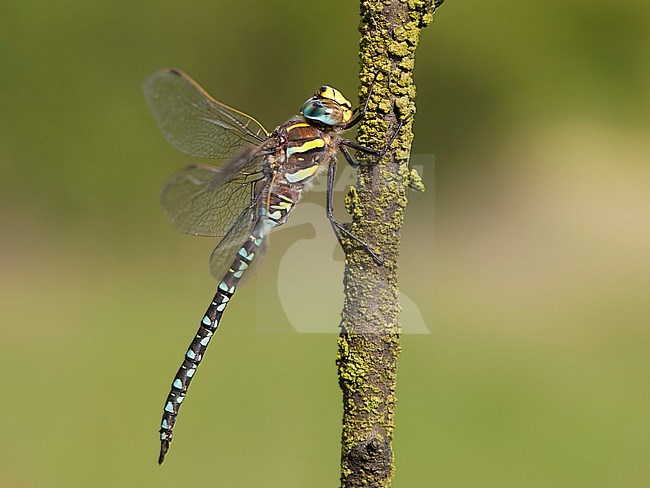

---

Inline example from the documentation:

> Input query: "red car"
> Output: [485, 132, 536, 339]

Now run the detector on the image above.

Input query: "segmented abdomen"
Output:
[158, 219, 266, 464]
[157, 120, 331, 463]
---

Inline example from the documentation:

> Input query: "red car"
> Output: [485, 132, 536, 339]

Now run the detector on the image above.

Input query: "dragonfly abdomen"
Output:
[158, 218, 267, 464]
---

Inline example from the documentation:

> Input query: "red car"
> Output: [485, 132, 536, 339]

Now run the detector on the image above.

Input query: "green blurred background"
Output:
[2, 0, 649, 486]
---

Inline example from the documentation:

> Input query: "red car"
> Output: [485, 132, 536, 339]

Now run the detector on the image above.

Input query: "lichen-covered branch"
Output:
[337, 1, 442, 486]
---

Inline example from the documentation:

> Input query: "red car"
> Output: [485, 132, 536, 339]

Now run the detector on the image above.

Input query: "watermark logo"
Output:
[255, 154, 434, 334]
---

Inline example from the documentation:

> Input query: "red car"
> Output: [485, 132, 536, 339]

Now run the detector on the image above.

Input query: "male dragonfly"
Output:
[144, 68, 404, 463]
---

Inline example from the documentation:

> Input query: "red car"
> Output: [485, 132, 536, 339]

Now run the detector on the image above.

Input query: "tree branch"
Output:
[337, 1, 442, 486]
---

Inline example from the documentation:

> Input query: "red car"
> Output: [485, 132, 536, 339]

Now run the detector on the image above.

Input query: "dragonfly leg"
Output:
[326, 159, 384, 265]
[343, 72, 380, 130]
[340, 145, 359, 169]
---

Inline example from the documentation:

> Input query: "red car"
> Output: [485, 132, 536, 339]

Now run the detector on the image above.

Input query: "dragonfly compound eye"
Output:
[301, 98, 342, 126]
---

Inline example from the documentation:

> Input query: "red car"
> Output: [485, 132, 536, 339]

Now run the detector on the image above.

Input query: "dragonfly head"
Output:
[301, 86, 353, 128]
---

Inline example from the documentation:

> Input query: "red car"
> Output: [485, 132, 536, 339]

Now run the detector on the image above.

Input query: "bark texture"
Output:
[337, 1, 442, 486]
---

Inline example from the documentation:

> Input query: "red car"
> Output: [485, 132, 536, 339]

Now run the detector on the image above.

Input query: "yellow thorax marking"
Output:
[286, 164, 319, 183]
[270, 200, 292, 210]
[286, 138, 325, 157]
[285, 122, 310, 132]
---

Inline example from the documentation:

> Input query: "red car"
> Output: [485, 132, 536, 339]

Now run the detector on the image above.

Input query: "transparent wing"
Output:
[144, 67, 270, 159]
[221, 233, 269, 283]
[208, 206, 261, 280]
[161, 148, 267, 237]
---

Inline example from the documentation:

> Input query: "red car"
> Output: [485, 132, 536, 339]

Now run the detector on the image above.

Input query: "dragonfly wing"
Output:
[161, 149, 267, 237]
[144, 68, 270, 159]
[209, 206, 262, 281]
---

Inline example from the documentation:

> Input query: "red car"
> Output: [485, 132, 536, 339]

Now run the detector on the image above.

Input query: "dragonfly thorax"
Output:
[300, 85, 353, 128]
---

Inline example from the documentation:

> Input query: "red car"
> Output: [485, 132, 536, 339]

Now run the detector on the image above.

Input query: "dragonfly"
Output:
[144, 67, 405, 464]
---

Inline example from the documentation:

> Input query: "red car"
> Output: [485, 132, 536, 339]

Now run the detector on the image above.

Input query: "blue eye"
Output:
[302, 101, 326, 119]
[301, 100, 338, 126]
